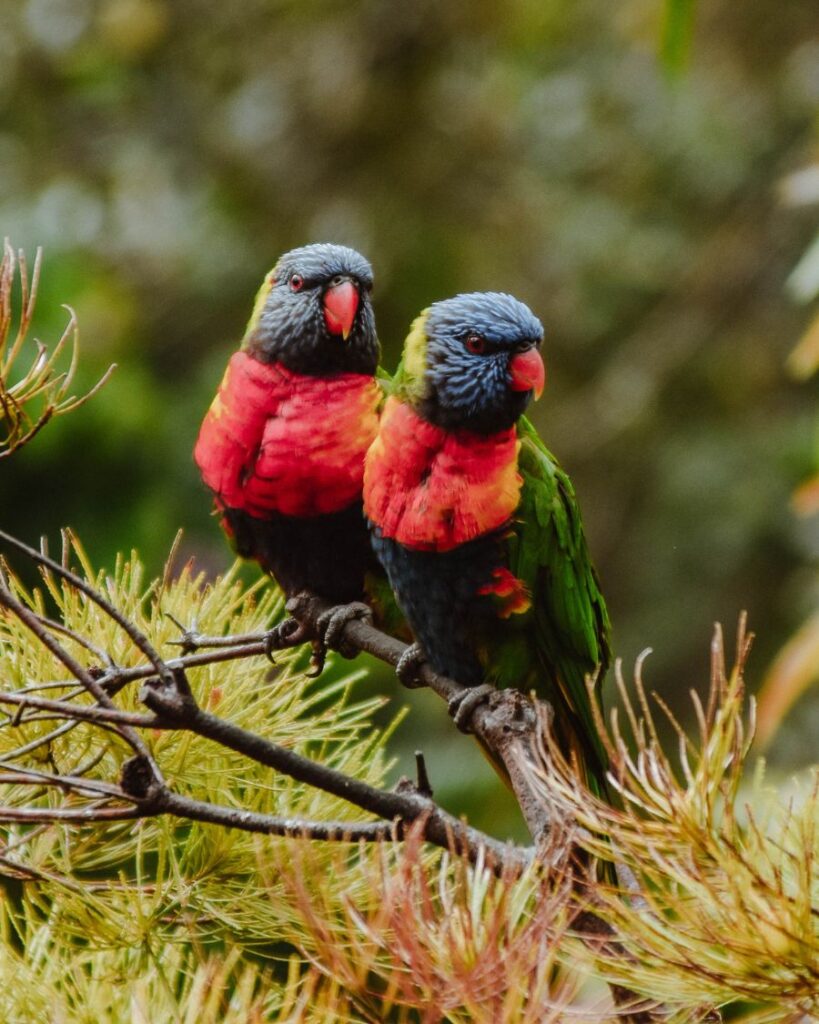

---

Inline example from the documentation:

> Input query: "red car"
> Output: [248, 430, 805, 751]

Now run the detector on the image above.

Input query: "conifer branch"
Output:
[0, 573, 162, 781]
[0, 528, 175, 687]
[0, 533, 529, 873]
[136, 673, 529, 870]
[0, 531, 659, 1019]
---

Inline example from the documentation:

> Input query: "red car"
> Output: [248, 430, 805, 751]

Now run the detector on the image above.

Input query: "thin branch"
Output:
[0, 579, 102, 695]
[138, 679, 529, 872]
[0, 690, 157, 728]
[30, 607, 113, 663]
[96, 639, 282, 689]
[0, 580, 160, 777]
[0, 769, 125, 799]
[0, 720, 78, 765]
[153, 788, 416, 844]
[0, 803, 142, 824]
[0, 528, 174, 688]
[164, 623, 271, 652]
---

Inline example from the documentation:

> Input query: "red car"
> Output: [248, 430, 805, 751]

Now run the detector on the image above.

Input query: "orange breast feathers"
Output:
[363, 396, 522, 552]
[194, 351, 381, 518]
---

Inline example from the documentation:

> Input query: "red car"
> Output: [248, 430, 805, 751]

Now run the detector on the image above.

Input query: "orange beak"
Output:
[322, 280, 359, 340]
[508, 348, 545, 399]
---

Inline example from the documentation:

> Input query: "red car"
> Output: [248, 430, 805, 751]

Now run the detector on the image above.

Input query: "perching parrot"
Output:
[194, 244, 386, 646]
[363, 292, 611, 795]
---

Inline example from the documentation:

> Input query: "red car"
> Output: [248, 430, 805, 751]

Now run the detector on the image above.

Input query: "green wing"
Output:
[375, 362, 394, 393]
[509, 416, 611, 792]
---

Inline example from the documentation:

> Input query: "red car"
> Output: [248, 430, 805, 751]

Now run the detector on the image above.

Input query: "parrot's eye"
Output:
[289, 274, 304, 292]
[465, 332, 486, 355]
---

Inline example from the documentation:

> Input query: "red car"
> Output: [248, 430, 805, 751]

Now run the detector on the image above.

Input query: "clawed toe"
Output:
[309, 601, 373, 676]
[395, 643, 427, 689]
[448, 683, 496, 733]
[262, 617, 305, 662]
[317, 602, 372, 655]
[306, 639, 327, 677]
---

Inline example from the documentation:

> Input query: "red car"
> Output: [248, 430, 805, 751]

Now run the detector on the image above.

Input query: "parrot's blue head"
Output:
[244, 243, 379, 376]
[407, 292, 545, 434]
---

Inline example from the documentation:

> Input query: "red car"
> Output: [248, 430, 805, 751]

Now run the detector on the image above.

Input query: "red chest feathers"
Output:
[195, 350, 381, 518]
[363, 397, 522, 552]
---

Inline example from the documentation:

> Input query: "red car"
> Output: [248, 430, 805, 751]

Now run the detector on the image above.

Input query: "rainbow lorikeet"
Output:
[363, 292, 611, 793]
[194, 244, 383, 633]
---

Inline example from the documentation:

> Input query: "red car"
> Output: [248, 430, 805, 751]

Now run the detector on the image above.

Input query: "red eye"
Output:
[465, 333, 486, 354]
[290, 274, 304, 292]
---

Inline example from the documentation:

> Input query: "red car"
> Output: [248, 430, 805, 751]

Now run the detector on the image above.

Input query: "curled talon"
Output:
[316, 601, 373, 660]
[395, 643, 427, 689]
[448, 683, 496, 733]
[308, 602, 373, 677]
[263, 617, 307, 661]
[306, 639, 327, 678]
[267, 615, 324, 676]
[262, 633, 278, 663]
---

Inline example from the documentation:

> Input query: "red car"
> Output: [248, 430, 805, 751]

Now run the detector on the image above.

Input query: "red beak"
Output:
[508, 348, 545, 399]
[322, 280, 359, 340]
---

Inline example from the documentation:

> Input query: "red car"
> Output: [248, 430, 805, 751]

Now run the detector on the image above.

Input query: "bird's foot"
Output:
[261, 617, 309, 662]
[308, 601, 373, 676]
[318, 602, 373, 655]
[395, 643, 427, 689]
[448, 683, 496, 733]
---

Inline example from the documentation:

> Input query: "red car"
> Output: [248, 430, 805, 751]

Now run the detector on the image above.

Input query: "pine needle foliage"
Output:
[270, 828, 587, 1023]
[4, 540, 816, 1022]
[529, 619, 819, 1020]
[0, 536, 405, 1020]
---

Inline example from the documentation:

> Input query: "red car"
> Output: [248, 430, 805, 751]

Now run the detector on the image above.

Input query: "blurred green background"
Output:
[1, 0, 817, 835]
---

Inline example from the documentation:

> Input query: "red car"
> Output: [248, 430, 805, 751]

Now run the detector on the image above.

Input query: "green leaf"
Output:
[661, 0, 696, 74]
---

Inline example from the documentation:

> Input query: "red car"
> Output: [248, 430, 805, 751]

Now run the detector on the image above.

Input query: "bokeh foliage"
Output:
[0, 0, 817, 814]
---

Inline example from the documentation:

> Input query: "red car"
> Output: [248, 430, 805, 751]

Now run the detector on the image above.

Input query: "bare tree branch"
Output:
[137, 674, 529, 870]
[0, 689, 157, 727]
[150, 601, 558, 841]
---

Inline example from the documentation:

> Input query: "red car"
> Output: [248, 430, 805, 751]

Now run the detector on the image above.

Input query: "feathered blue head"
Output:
[403, 292, 545, 433]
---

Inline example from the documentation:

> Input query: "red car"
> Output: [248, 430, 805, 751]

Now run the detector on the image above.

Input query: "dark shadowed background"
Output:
[1, 0, 817, 835]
